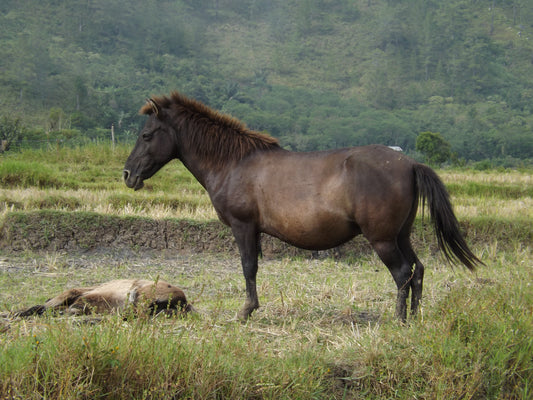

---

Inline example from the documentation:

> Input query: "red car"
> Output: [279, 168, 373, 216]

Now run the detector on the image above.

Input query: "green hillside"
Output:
[1, 0, 532, 163]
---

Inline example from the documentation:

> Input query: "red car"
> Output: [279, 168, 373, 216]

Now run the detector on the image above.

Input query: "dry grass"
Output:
[1, 242, 531, 399]
[0, 187, 218, 221]
[452, 196, 533, 219]
[0, 249, 481, 345]
[440, 170, 532, 185]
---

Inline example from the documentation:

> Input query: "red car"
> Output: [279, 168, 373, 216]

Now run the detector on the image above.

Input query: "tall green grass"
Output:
[0, 145, 202, 192]
[0, 146, 126, 190]
[1, 316, 329, 399]
[446, 181, 533, 199]
[335, 277, 532, 398]
[1, 247, 531, 399]
[0, 160, 64, 188]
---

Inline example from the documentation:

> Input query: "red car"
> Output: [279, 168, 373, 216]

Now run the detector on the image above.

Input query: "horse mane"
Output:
[140, 91, 281, 169]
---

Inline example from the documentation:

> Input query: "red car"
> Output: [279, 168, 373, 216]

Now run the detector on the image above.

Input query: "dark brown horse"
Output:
[123, 91, 483, 321]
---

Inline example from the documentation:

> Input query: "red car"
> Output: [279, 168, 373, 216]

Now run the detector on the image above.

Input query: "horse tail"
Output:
[413, 163, 483, 270]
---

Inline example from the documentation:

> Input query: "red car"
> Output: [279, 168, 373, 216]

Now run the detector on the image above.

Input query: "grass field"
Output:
[0, 146, 532, 399]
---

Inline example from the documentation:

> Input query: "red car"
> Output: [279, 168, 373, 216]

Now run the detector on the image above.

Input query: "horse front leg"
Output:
[231, 222, 261, 321]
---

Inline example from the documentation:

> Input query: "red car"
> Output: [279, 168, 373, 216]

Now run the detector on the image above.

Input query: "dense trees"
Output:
[0, 116, 25, 152]
[416, 131, 452, 165]
[0, 0, 531, 163]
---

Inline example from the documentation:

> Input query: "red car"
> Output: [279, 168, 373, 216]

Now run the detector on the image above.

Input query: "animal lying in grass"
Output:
[15, 279, 192, 317]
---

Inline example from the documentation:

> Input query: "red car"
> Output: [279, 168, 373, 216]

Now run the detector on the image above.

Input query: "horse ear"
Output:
[146, 98, 162, 117]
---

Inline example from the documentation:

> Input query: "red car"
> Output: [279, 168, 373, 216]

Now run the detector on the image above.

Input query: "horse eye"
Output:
[142, 131, 154, 141]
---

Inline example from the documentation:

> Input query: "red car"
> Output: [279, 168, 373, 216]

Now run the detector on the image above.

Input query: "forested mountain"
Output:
[1, 0, 532, 163]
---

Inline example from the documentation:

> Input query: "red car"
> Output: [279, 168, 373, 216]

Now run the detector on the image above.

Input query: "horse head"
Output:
[123, 98, 178, 191]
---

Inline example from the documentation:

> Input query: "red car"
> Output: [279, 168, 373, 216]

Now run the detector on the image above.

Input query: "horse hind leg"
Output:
[371, 240, 414, 322]
[398, 237, 425, 316]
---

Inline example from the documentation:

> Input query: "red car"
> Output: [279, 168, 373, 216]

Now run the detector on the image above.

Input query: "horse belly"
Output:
[246, 161, 358, 250]
[261, 206, 359, 250]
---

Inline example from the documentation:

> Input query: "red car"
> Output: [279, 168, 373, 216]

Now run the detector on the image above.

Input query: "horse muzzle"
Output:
[123, 170, 144, 191]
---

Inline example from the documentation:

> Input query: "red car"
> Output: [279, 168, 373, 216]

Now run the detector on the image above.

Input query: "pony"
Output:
[123, 91, 483, 321]
[16, 279, 191, 317]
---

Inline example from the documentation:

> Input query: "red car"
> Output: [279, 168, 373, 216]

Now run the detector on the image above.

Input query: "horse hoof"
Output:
[237, 307, 256, 322]
[237, 312, 250, 322]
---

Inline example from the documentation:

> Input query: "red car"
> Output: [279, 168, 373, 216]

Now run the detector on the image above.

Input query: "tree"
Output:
[0, 116, 25, 152]
[415, 131, 451, 165]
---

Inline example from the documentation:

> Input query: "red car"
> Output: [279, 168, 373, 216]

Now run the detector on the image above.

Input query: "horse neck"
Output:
[174, 126, 233, 192]
[179, 151, 228, 192]
[170, 110, 280, 191]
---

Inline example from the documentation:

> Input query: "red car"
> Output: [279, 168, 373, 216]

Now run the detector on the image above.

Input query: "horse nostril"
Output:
[123, 170, 130, 181]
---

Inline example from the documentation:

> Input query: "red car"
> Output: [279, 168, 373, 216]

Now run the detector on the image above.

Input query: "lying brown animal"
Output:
[16, 279, 191, 317]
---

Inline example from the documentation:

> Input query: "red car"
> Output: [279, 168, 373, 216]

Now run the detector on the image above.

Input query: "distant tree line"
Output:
[0, 0, 531, 165]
